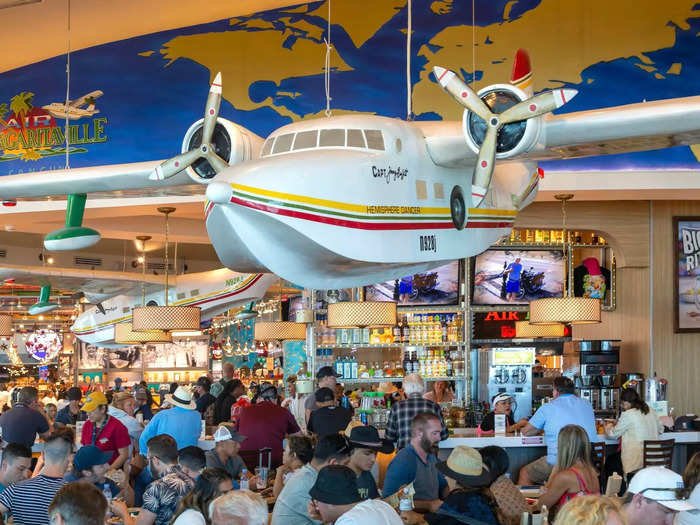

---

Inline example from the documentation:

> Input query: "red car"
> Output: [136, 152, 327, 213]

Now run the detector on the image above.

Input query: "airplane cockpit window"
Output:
[261, 137, 274, 157]
[364, 130, 385, 150]
[346, 129, 366, 148]
[272, 133, 295, 154]
[319, 129, 346, 147]
[293, 130, 318, 150]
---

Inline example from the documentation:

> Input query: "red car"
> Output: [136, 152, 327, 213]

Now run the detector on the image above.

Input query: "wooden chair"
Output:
[643, 439, 675, 469]
[591, 441, 606, 489]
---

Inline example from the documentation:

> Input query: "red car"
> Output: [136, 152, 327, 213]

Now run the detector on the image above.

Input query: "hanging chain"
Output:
[164, 214, 170, 306]
[323, 0, 332, 117]
[64, 0, 71, 170]
[406, 0, 413, 120]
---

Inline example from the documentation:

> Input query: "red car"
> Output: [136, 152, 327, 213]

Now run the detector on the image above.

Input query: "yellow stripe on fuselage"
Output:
[230, 183, 516, 218]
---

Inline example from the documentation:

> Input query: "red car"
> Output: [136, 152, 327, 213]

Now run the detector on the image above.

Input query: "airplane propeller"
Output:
[433, 66, 577, 208]
[149, 72, 229, 181]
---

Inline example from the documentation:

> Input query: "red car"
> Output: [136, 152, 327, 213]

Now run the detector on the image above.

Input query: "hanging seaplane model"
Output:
[0, 264, 275, 346]
[2, 50, 700, 288]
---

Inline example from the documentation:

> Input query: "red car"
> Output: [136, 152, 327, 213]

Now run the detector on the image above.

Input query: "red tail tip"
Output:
[511, 48, 532, 83]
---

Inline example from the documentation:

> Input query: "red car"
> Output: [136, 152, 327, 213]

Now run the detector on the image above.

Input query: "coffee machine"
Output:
[481, 347, 535, 422]
[576, 340, 621, 417]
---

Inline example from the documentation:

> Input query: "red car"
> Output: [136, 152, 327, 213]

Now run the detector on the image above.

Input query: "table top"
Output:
[439, 431, 700, 449]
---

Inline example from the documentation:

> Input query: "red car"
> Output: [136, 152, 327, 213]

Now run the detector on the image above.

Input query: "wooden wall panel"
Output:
[652, 202, 700, 416]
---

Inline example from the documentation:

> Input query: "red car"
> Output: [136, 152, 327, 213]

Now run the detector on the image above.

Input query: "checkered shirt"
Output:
[385, 393, 449, 449]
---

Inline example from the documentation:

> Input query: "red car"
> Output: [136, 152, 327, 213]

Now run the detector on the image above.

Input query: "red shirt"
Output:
[81, 415, 130, 464]
[235, 401, 301, 468]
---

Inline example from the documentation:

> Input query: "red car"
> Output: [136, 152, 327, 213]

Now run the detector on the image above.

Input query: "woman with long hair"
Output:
[171, 468, 233, 525]
[605, 388, 662, 477]
[423, 381, 455, 404]
[677, 451, 700, 525]
[535, 424, 600, 518]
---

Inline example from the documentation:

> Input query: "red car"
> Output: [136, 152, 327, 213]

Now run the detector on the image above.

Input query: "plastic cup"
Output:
[255, 467, 268, 490]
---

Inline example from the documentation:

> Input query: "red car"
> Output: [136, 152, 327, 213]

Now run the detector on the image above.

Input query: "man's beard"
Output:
[420, 436, 439, 455]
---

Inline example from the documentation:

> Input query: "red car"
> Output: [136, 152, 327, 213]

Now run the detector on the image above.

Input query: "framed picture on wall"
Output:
[674, 217, 700, 332]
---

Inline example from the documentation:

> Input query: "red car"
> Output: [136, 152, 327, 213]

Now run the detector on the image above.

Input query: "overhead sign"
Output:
[472, 311, 525, 339]
[492, 348, 536, 365]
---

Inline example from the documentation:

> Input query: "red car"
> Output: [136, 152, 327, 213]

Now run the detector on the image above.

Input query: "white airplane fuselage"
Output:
[205, 115, 535, 289]
[71, 269, 275, 347]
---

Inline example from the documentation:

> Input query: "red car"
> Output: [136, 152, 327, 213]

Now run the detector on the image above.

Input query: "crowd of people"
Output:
[0, 368, 694, 525]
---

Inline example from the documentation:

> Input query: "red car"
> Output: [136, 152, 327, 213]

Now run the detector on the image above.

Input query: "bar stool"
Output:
[643, 439, 675, 469]
[590, 441, 606, 489]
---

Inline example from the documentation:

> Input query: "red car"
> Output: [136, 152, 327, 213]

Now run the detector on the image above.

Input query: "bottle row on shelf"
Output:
[316, 312, 463, 346]
[503, 228, 607, 245]
[316, 347, 466, 380]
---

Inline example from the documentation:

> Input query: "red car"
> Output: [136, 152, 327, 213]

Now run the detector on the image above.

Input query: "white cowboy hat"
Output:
[164, 386, 196, 410]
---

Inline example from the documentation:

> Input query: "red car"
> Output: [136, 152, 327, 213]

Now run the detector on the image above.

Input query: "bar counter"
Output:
[437, 431, 700, 476]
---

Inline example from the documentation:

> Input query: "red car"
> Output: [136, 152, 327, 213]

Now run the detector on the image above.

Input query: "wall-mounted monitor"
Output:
[364, 261, 460, 306]
[472, 249, 565, 306]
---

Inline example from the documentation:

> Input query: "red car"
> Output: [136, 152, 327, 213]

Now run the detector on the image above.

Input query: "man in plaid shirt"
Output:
[386, 374, 449, 449]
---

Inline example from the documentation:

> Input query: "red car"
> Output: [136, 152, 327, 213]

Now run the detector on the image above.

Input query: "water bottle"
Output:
[103, 482, 113, 517]
[240, 468, 249, 490]
[399, 487, 412, 511]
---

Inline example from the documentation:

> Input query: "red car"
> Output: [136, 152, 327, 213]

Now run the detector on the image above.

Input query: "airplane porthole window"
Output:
[395, 138, 402, 153]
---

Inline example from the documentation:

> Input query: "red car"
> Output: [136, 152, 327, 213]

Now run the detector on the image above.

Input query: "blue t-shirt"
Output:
[139, 406, 201, 453]
[528, 393, 598, 465]
[0, 404, 49, 448]
[506, 263, 523, 282]
[383, 445, 447, 500]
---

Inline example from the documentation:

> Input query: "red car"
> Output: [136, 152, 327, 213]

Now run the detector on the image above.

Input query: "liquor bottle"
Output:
[362, 327, 370, 344]
[343, 357, 352, 380]
[358, 361, 369, 378]
[445, 350, 453, 377]
[392, 322, 401, 344]
[383, 361, 392, 377]
[350, 356, 358, 379]
[352, 328, 361, 344]
[401, 316, 409, 343]
[441, 315, 448, 343]
[408, 314, 416, 344]
[403, 350, 411, 377]
[373, 362, 383, 378]
[341, 328, 349, 344]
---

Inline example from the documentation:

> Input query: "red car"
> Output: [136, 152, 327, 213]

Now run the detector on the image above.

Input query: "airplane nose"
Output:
[206, 182, 232, 204]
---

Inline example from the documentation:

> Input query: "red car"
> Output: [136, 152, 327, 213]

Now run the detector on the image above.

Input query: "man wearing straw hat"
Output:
[139, 386, 201, 453]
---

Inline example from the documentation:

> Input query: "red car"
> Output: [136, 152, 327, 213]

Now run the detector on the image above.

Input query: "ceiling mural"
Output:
[0, 0, 698, 175]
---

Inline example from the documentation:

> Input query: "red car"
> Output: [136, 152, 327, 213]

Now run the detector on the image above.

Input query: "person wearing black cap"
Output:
[194, 376, 216, 418]
[271, 434, 351, 525]
[308, 465, 402, 525]
[54, 386, 87, 428]
[307, 387, 354, 437]
[235, 383, 301, 469]
[347, 425, 394, 500]
[400, 446, 501, 525]
[304, 366, 339, 424]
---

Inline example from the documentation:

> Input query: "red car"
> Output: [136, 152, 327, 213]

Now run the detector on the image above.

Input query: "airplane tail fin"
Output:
[510, 48, 533, 96]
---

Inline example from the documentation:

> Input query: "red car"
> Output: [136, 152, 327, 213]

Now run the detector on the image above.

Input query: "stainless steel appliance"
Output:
[577, 342, 621, 416]
[479, 347, 535, 422]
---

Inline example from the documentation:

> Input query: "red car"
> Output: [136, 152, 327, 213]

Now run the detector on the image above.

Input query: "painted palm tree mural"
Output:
[8, 92, 42, 160]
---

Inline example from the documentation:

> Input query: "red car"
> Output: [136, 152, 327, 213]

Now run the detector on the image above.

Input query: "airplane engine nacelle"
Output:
[181, 118, 264, 184]
[461, 83, 542, 160]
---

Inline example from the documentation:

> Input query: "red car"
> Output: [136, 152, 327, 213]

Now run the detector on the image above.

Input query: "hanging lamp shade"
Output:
[529, 297, 601, 325]
[0, 315, 12, 337]
[131, 306, 201, 332]
[254, 321, 306, 341]
[327, 301, 397, 328]
[514, 320, 566, 338]
[114, 322, 171, 344]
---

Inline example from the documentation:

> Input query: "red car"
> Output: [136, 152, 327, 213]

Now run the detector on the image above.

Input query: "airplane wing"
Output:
[0, 263, 165, 303]
[418, 96, 700, 168]
[0, 161, 204, 200]
[69, 90, 103, 108]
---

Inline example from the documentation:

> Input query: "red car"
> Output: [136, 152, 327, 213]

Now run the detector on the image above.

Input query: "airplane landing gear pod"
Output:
[44, 193, 101, 251]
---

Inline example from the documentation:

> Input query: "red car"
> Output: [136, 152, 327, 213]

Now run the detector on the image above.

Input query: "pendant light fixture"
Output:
[0, 315, 12, 337]
[529, 195, 601, 325]
[514, 320, 566, 338]
[253, 279, 306, 342]
[115, 235, 172, 344]
[132, 209, 201, 332]
[327, 300, 397, 329]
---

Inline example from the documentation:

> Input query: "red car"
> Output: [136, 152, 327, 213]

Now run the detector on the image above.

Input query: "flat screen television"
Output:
[472, 249, 565, 306]
[364, 261, 460, 306]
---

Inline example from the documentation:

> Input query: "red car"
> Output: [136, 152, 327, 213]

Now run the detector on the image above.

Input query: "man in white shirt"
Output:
[308, 465, 402, 525]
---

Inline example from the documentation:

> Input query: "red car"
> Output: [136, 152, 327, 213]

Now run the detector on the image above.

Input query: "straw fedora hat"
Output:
[436, 445, 491, 487]
[164, 386, 196, 410]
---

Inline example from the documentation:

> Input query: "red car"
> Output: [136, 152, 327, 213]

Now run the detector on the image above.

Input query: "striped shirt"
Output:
[0, 475, 68, 525]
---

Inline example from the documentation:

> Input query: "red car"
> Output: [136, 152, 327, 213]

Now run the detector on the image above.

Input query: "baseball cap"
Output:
[317, 366, 340, 380]
[73, 445, 112, 472]
[628, 466, 697, 512]
[82, 391, 108, 412]
[213, 425, 247, 443]
[315, 387, 335, 403]
[66, 387, 82, 401]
